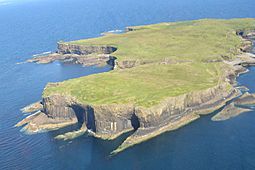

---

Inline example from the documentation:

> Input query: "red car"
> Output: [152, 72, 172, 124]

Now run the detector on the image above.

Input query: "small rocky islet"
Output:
[16, 18, 255, 154]
[211, 103, 252, 121]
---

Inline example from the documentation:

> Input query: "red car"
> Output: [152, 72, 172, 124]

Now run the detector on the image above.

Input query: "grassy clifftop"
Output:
[43, 18, 255, 107]
[69, 18, 254, 62]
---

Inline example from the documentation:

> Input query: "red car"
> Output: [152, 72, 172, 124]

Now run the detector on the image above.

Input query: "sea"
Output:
[0, 0, 255, 169]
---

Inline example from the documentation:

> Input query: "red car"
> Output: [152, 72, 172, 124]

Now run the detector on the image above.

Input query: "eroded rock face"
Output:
[21, 101, 43, 113]
[15, 111, 78, 134]
[27, 43, 118, 67]
[135, 84, 236, 128]
[211, 103, 252, 121]
[92, 105, 135, 139]
[15, 95, 79, 134]
[43, 95, 77, 119]
[35, 82, 239, 153]
[111, 84, 240, 154]
[57, 43, 117, 55]
[240, 40, 253, 52]
[234, 92, 255, 106]
[40, 96, 136, 139]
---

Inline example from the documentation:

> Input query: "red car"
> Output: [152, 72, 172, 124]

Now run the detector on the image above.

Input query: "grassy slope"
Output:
[43, 19, 255, 107]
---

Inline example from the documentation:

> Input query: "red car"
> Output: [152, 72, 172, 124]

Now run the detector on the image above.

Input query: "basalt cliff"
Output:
[17, 19, 255, 154]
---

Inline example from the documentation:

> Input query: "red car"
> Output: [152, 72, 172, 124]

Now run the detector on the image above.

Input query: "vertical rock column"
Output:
[92, 104, 136, 139]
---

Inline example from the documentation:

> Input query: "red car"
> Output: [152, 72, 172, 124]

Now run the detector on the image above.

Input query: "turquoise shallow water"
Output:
[0, 0, 255, 169]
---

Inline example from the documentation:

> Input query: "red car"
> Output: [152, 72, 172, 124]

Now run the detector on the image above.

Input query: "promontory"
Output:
[17, 18, 255, 154]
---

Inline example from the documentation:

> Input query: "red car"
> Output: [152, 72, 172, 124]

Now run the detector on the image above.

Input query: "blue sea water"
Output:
[0, 0, 255, 169]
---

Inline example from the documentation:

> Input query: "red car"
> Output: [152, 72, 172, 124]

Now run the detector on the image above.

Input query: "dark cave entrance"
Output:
[71, 105, 96, 132]
[131, 113, 140, 130]
[71, 105, 86, 124]
[86, 106, 96, 132]
[107, 56, 117, 68]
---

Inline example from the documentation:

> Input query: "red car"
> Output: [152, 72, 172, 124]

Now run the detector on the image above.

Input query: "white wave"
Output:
[16, 61, 27, 65]
[32, 51, 52, 57]
[101, 29, 124, 36]
[108, 29, 123, 33]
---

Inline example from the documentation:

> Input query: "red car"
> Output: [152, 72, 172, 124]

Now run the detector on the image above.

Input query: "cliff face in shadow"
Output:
[35, 82, 239, 153]
[42, 95, 137, 140]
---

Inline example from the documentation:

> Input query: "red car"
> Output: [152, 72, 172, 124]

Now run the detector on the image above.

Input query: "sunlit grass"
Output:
[44, 18, 255, 107]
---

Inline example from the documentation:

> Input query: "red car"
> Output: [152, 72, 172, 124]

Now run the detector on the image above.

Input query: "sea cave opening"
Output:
[71, 105, 96, 132]
[131, 113, 140, 131]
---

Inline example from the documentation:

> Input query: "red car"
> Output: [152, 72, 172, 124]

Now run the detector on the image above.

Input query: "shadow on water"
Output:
[48, 123, 80, 138]
[91, 130, 135, 157]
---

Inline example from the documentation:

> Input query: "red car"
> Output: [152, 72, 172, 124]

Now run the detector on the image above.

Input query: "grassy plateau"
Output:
[43, 18, 255, 108]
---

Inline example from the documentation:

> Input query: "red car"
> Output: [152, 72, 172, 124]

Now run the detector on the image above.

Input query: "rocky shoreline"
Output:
[16, 25, 255, 154]
[211, 103, 252, 121]
[235, 92, 255, 106]
[27, 42, 117, 67]
[211, 92, 255, 122]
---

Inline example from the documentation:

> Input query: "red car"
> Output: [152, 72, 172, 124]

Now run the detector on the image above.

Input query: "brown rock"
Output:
[212, 103, 252, 121]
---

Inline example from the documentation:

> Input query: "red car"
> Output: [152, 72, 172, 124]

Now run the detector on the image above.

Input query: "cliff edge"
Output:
[17, 18, 255, 154]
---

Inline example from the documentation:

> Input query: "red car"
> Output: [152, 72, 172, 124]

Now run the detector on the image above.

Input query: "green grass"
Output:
[69, 18, 255, 62]
[43, 18, 255, 107]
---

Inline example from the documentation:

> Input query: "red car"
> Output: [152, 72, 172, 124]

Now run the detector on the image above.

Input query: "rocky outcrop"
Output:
[240, 40, 253, 52]
[91, 104, 137, 139]
[111, 84, 240, 154]
[55, 123, 87, 140]
[112, 113, 200, 154]
[238, 30, 255, 40]
[41, 95, 137, 140]
[27, 43, 118, 67]
[27, 53, 116, 67]
[15, 95, 79, 134]
[211, 103, 252, 121]
[17, 79, 239, 141]
[234, 92, 255, 106]
[17, 94, 136, 139]
[26, 82, 239, 153]
[21, 101, 43, 113]
[42, 95, 77, 119]
[125, 27, 137, 32]
[15, 111, 78, 134]
[57, 43, 117, 55]
[224, 52, 255, 85]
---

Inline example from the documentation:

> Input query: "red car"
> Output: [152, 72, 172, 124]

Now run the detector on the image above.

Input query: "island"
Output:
[16, 18, 255, 154]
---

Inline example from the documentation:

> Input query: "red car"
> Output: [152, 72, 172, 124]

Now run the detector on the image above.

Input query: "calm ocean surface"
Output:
[0, 0, 255, 169]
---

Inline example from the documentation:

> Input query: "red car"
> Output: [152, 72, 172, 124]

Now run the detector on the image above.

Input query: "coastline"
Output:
[16, 19, 255, 154]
